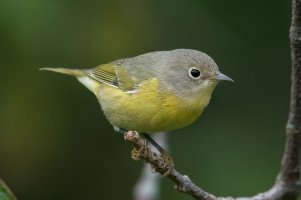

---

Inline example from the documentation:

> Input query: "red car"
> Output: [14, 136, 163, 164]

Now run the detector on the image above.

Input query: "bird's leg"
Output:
[141, 133, 165, 154]
[142, 133, 174, 176]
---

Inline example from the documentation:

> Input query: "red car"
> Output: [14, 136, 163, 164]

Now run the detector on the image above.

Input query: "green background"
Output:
[0, 0, 291, 199]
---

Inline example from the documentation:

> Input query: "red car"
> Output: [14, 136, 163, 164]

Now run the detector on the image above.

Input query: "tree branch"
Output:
[124, 131, 215, 200]
[280, 0, 301, 186]
[125, 0, 301, 199]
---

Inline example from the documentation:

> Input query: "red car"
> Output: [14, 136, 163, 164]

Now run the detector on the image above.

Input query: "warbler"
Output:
[41, 49, 232, 133]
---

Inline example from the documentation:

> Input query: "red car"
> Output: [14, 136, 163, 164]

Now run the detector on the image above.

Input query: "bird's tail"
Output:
[40, 67, 85, 77]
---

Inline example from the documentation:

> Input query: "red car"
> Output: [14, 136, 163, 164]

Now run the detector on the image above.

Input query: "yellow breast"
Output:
[95, 78, 212, 133]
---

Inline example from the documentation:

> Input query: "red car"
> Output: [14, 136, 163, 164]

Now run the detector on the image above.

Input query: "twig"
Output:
[270, 0, 301, 198]
[124, 131, 216, 200]
[125, 0, 301, 199]
[281, 0, 301, 186]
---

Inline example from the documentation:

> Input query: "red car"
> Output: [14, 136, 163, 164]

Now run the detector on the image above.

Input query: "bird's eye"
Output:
[189, 68, 201, 79]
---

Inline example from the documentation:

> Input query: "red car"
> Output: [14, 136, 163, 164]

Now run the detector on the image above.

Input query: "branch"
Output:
[269, 0, 301, 198]
[124, 131, 215, 200]
[280, 0, 301, 186]
[125, 0, 301, 199]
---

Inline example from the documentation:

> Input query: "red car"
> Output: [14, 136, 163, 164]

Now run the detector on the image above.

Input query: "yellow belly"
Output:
[96, 78, 211, 133]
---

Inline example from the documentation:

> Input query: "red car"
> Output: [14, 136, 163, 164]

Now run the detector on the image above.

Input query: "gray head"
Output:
[155, 49, 232, 98]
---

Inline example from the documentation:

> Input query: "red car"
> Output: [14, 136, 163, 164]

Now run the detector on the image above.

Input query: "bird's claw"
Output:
[151, 152, 174, 176]
[131, 141, 148, 160]
[124, 130, 173, 175]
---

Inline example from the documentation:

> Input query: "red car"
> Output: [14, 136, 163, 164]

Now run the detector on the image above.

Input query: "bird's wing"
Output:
[83, 63, 155, 91]
[83, 64, 120, 88]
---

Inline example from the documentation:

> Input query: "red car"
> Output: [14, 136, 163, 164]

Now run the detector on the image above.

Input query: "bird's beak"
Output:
[210, 72, 234, 82]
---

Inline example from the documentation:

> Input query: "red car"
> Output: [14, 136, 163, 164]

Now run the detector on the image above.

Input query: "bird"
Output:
[41, 49, 233, 174]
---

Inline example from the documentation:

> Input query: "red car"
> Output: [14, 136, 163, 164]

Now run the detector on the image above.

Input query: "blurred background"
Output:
[0, 0, 291, 199]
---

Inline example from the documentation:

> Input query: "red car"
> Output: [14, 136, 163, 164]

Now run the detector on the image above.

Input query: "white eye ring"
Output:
[188, 67, 201, 79]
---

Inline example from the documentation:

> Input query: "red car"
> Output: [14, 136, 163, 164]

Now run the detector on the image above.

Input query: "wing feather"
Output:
[84, 64, 119, 88]
[84, 64, 136, 90]
[84, 59, 156, 91]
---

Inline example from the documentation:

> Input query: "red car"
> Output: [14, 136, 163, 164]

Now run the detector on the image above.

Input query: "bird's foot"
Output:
[152, 151, 174, 176]
[124, 130, 173, 175]
[131, 143, 148, 161]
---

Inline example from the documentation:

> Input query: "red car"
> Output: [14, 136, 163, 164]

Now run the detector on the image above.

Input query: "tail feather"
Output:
[40, 67, 85, 77]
